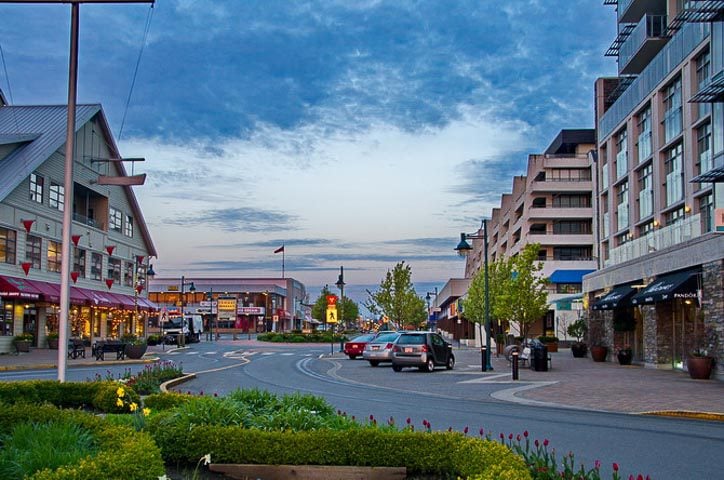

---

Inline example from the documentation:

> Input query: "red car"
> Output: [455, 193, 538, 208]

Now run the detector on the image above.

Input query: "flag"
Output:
[274, 245, 284, 254]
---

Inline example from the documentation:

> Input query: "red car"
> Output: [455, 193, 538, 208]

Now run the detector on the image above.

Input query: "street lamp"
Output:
[179, 276, 196, 347]
[335, 266, 345, 330]
[454, 219, 493, 371]
[425, 287, 438, 331]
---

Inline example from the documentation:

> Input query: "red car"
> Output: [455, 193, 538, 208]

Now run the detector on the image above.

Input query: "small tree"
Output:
[365, 261, 427, 329]
[461, 255, 514, 343]
[507, 243, 549, 339]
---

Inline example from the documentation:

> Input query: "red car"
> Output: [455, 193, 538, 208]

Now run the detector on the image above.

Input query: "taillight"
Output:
[421, 345, 429, 352]
[385, 343, 394, 349]
[393, 345, 401, 352]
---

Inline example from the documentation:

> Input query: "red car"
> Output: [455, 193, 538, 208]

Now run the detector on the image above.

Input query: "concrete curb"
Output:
[639, 411, 724, 422]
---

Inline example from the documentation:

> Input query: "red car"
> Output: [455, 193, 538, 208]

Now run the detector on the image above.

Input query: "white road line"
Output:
[261, 352, 275, 356]
[280, 353, 294, 356]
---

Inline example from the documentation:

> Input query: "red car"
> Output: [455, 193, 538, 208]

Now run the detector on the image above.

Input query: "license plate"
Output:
[404, 347, 413, 353]
[372, 346, 379, 350]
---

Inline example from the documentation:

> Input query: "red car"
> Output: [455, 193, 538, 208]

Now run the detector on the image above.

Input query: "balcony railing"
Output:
[605, 214, 702, 266]
[619, 14, 668, 75]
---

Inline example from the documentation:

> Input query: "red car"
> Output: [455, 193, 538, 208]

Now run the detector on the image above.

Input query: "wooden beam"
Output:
[96, 174, 146, 186]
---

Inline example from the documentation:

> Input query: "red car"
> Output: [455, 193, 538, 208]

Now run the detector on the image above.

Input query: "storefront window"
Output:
[1, 303, 13, 336]
[0, 228, 16, 264]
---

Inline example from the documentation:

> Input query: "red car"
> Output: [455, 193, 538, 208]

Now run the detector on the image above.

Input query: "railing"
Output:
[619, 14, 668, 71]
[605, 214, 702, 266]
[73, 212, 96, 228]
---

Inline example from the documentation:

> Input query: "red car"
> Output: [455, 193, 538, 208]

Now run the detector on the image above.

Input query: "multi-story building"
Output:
[585, 0, 723, 375]
[0, 95, 157, 353]
[462, 130, 597, 340]
[148, 277, 309, 333]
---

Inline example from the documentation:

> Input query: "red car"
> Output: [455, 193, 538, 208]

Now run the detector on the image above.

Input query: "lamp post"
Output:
[206, 287, 214, 342]
[425, 287, 438, 331]
[335, 266, 345, 330]
[454, 219, 493, 371]
[179, 276, 195, 347]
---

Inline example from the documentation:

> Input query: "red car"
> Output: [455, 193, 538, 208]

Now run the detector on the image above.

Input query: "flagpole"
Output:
[282, 248, 285, 278]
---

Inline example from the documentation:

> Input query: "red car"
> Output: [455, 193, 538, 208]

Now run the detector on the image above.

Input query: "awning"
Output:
[28, 280, 60, 303]
[548, 269, 595, 284]
[591, 285, 636, 310]
[553, 294, 583, 309]
[83, 289, 120, 308]
[631, 270, 700, 305]
[0, 275, 41, 300]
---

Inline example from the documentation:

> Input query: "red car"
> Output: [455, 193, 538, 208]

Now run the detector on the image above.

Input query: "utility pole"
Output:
[0, 0, 155, 382]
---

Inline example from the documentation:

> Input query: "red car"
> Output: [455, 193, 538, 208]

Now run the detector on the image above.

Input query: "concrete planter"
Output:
[124, 343, 148, 359]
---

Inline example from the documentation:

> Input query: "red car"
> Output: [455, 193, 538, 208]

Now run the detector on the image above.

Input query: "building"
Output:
[431, 278, 473, 345]
[148, 277, 309, 334]
[462, 130, 597, 340]
[0, 96, 157, 353]
[585, 0, 723, 375]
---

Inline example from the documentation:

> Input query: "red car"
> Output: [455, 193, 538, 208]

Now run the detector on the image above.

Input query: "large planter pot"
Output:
[571, 342, 588, 358]
[590, 345, 608, 362]
[124, 343, 148, 359]
[687, 356, 714, 380]
[617, 349, 633, 365]
[47, 338, 59, 350]
[14, 341, 31, 353]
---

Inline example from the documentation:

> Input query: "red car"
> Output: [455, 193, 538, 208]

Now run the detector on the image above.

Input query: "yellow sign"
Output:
[217, 299, 236, 311]
[326, 307, 338, 323]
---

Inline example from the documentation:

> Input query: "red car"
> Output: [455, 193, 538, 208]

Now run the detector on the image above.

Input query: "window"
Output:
[552, 194, 591, 208]
[601, 155, 609, 190]
[124, 214, 133, 237]
[616, 180, 629, 231]
[637, 105, 652, 161]
[548, 168, 591, 181]
[553, 220, 592, 235]
[665, 206, 686, 226]
[553, 246, 592, 261]
[697, 123, 712, 176]
[25, 235, 42, 269]
[124, 262, 134, 287]
[91, 253, 103, 280]
[696, 50, 711, 119]
[663, 78, 682, 143]
[107, 258, 121, 283]
[616, 231, 633, 246]
[556, 283, 582, 294]
[532, 197, 546, 208]
[700, 194, 713, 233]
[529, 223, 547, 234]
[664, 143, 683, 206]
[615, 129, 628, 179]
[638, 220, 656, 237]
[109, 207, 122, 233]
[0, 228, 17, 264]
[73, 248, 86, 279]
[29, 173, 43, 204]
[638, 164, 653, 219]
[47, 241, 61, 273]
[49, 183, 64, 211]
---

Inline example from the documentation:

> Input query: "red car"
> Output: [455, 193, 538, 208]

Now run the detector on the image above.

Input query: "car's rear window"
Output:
[397, 334, 426, 345]
[372, 333, 399, 343]
[350, 334, 375, 342]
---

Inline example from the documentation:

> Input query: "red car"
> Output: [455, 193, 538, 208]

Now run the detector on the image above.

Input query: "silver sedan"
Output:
[362, 332, 401, 366]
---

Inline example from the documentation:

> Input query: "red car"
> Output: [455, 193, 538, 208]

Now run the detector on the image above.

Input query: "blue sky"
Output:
[0, 0, 616, 308]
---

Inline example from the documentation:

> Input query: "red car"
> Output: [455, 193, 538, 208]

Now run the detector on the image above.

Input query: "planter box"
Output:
[14, 341, 31, 353]
[210, 464, 406, 480]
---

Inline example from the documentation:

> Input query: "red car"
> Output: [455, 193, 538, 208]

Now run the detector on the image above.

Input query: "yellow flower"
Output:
[116, 398, 124, 407]
[143, 408, 151, 417]
[203, 454, 211, 465]
[129, 402, 138, 412]
[116, 387, 125, 398]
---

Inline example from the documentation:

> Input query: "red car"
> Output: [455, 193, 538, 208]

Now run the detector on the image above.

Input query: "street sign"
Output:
[326, 307, 337, 323]
[326, 295, 338, 307]
[199, 301, 218, 307]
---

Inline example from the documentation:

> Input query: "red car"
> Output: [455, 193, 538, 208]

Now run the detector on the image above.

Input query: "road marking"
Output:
[458, 373, 512, 383]
[280, 353, 294, 356]
[261, 352, 275, 356]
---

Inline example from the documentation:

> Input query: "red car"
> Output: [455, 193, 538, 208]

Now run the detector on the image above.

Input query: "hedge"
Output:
[0, 403, 164, 480]
[146, 422, 530, 479]
[0, 380, 140, 413]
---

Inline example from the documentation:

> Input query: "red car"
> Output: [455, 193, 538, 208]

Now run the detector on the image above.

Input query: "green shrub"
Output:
[125, 360, 184, 395]
[0, 381, 126, 412]
[537, 336, 559, 343]
[143, 391, 193, 411]
[92, 383, 141, 414]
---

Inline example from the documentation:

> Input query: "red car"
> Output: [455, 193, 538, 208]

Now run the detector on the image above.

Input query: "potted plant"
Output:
[537, 335, 559, 353]
[567, 318, 588, 358]
[146, 334, 162, 346]
[590, 344, 608, 362]
[121, 334, 148, 359]
[687, 350, 715, 379]
[616, 345, 633, 365]
[46, 331, 59, 349]
[12, 333, 34, 353]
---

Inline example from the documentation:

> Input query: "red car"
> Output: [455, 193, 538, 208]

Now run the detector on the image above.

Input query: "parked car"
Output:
[391, 331, 455, 372]
[343, 333, 376, 359]
[362, 331, 402, 366]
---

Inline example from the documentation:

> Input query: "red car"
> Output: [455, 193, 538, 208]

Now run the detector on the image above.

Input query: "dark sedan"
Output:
[343, 333, 377, 359]
[391, 331, 455, 372]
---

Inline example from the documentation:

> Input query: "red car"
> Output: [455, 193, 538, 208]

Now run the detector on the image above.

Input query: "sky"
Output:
[0, 0, 617, 308]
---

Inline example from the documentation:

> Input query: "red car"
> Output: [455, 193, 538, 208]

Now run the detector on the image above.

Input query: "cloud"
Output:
[164, 207, 298, 232]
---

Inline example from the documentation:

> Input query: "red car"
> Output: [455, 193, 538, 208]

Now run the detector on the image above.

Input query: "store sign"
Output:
[217, 299, 236, 311]
[237, 306, 265, 315]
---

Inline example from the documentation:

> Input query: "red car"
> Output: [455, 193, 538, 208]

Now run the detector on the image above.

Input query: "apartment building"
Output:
[585, 0, 724, 375]
[463, 130, 597, 340]
[0, 95, 157, 353]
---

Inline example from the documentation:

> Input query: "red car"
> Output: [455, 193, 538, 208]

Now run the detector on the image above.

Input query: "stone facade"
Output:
[702, 260, 723, 378]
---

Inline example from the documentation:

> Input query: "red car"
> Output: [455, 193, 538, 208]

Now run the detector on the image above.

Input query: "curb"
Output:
[640, 410, 724, 422]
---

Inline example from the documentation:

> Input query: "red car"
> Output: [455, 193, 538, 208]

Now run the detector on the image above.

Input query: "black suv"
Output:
[391, 332, 454, 372]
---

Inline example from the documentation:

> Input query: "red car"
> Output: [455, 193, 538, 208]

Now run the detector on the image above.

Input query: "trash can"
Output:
[531, 342, 548, 372]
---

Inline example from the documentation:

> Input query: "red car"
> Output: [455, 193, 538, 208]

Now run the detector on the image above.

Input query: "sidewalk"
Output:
[1, 344, 722, 420]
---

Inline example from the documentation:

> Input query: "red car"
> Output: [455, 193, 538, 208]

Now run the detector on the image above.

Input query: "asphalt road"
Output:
[3, 341, 723, 480]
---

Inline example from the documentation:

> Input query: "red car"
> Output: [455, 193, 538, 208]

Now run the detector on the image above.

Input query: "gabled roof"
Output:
[0, 104, 157, 257]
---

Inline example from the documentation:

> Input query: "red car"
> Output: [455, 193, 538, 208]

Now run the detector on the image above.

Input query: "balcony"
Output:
[605, 214, 702, 266]
[619, 15, 668, 75]
[529, 179, 593, 193]
[527, 207, 593, 219]
[525, 232, 594, 246]
[618, 0, 667, 24]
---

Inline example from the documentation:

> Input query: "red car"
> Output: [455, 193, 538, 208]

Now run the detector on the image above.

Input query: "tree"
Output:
[364, 261, 427, 329]
[311, 285, 359, 328]
[508, 243, 549, 339]
[461, 254, 514, 340]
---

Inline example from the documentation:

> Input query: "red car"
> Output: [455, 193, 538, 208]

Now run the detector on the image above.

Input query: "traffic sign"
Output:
[326, 307, 337, 323]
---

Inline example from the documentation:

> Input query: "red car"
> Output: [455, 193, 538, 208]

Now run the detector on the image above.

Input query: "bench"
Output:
[92, 341, 126, 361]
[67, 338, 86, 359]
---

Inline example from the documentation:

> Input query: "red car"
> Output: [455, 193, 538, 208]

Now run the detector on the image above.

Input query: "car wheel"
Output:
[424, 358, 435, 372]
[392, 365, 402, 372]
[348, 354, 357, 360]
[369, 360, 379, 367]
[446, 354, 455, 370]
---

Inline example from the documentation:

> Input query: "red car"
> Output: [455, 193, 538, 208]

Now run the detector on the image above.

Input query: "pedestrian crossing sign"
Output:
[326, 307, 337, 323]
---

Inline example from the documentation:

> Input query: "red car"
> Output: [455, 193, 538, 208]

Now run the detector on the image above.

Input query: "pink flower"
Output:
[613, 463, 619, 472]
[406, 417, 411, 424]
[516, 434, 521, 441]
[595, 460, 601, 469]
[463, 426, 469, 435]
[543, 439, 549, 447]
[508, 433, 513, 440]
[479, 428, 484, 437]
[535, 439, 540, 447]
[523, 430, 529, 438]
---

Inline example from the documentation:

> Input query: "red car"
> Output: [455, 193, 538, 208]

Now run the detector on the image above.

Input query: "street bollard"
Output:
[481, 346, 487, 372]
[512, 350, 519, 380]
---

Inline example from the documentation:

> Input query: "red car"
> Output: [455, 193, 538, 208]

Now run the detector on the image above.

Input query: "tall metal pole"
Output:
[483, 219, 493, 371]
